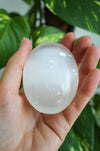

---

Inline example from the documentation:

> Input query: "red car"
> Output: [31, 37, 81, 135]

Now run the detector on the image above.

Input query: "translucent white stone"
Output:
[23, 42, 79, 114]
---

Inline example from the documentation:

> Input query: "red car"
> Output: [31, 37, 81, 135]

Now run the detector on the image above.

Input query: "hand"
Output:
[0, 33, 100, 151]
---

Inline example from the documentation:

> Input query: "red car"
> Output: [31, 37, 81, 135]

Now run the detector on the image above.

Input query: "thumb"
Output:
[0, 38, 32, 94]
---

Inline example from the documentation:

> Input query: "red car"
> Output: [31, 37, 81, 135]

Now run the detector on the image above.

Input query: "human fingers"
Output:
[59, 32, 75, 51]
[63, 69, 100, 127]
[72, 36, 92, 67]
[0, 38, 32, 94]
[78, 45, 100, 88]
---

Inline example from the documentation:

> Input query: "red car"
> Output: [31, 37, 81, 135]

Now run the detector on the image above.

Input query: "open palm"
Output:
[0, 33, 100, 151]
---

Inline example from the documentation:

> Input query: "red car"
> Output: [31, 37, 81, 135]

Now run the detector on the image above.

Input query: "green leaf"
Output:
[94, 124, 100, 151]
[0, 9, 8, 15]
[23, 0, 33, 5]
[0, 9, 30, 68]
[97, 59, 100, 69]
[42, 0, 100, 35]
[91, 94, 100, 127]
[32, 26, 65, 47]
[59, 129, 83, 151]
[73, 104, 95, 151]
[9, 12, 20, 18]
[59, 104, 95, 151]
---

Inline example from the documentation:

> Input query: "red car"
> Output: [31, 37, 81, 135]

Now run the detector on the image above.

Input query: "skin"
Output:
[0, 33, 100, 151]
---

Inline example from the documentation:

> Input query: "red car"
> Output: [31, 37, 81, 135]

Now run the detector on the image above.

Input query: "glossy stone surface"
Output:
[23, 42, 79, 114]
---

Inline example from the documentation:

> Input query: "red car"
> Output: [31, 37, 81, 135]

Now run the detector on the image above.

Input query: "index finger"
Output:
[60, 32, 75, 51]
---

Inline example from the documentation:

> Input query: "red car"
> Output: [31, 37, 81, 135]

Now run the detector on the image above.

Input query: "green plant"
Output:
[0, 0, 100, 150]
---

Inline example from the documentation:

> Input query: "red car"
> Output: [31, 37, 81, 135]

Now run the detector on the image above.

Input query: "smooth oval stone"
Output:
[23, 42, 79, 114]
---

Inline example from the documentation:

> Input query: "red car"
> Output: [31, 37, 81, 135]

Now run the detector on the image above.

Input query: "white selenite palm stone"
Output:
[23, 42, 79, 114]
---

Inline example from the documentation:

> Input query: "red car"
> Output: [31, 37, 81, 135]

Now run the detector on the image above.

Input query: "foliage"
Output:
[59, 104, 95, 151]
[94, 124, 100, 150]
[0, 9, 30, 68]
[23, 0, 33, 5]
[32, 26, 65, 47]
[0, 0, 100, 150]
[42, 0, 100, 35]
